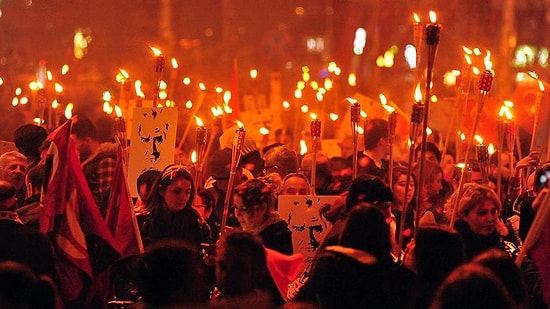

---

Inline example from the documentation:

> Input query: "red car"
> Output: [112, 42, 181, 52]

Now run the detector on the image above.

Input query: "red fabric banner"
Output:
[40, 120, 122, 301]
[105, 144, 143, 256]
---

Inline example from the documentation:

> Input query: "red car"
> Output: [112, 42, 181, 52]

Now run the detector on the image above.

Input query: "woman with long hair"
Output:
[140, 164, 211, 248]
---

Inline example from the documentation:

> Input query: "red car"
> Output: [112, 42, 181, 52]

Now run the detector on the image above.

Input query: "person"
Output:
[415, 160, 447, 226]
[328, 156, 353, 195]
[136, 239, 210, 308]
[195, 188, 220, 241]
[358, 118, 390, 179]
[13, 123, 48, 173]
[0, 180, 56, 280]
[140, 164, 212, 248]
[472, 248, 528, 308]
[70, 116, 118, 217]
[16, 163, 46, 229]
[389, 165, 416, 251]
[204, 148, 248, 230]
[447, 183, 507, 260]
[263, 145, 300, 179]
[415, 141, 442, 164]
[300, 153, 335, 195]
[321, 174, 394, 250]
[219, 125, 264, 177]
[0, 151, 27, 208]
[279, 172, 311, 196]
[296, 204, 414, 309]
[404, 226, 466, 309]
[214, 230, 285, 307]
[429, 263, 515, 309]
[134, 169, 161, 211]
[233, 178, 293, 255]
[0, 261, 58, 309]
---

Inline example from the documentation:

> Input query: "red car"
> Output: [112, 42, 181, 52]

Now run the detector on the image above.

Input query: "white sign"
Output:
[278, 195, 339, 265]
[128, 107, 178, 197]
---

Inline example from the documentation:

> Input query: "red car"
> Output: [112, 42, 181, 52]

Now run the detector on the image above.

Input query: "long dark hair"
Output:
[145, 164, 195, 215]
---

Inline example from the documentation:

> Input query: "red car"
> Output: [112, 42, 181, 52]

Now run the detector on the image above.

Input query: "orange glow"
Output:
[413, 12, 420, 23]
[414, 83, 423, 102]
[538, 80, 545, 92]
[194, 116, 204, 127]
[150, 46, 163, 56]
[115, 105, 123, 117]
[484, 51, 493, 70]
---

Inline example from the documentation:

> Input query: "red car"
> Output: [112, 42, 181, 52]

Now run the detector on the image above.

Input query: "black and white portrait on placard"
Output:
[278, 195, 338, 264]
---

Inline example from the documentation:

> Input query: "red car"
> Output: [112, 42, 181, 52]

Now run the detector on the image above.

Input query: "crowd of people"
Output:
[0, 115, 548, 308]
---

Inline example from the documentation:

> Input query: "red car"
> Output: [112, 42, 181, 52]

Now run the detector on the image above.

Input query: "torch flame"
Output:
[429, 11, 437, 23]
[195, 116, 204, 127]
[345, 97, 358, 105]
[61, 64, 70, 75]
[135, 80, 145, 98]
[310, 113, 318, 120]
[414, 83, 423, 102]
[150, 46, 163, 56]
[464, 54, 472, 65]
[378, 94, 387, 105]
[538, 80, 545, 92]
[300, 139, 308, 156]
[235, 120, 244, 128]
[459, 131, 466, 141]
[413, 12, 420, 23]
[474, 134, 483, 144]
[223, 91, 231, 104]
[462, 46, 473, 55]
[484, 51, 493, 70]
[383, 105, 396, 113]
[54, 83, 63, 93]
[199, 83, 206, 91]
[259, 127, 269, 135]
[120, 69, 130, 79]
[114, 105, 123, 117]
[65, 103, 74, 119]
[191, 150, 197, 164]
[329, 113, 339, 121]
[171, 58, 178, 69]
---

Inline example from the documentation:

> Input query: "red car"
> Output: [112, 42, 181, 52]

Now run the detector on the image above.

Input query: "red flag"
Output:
[230, 58, 240, 120]
[105, 144, 143, 256]
[40, 120, 122, 301]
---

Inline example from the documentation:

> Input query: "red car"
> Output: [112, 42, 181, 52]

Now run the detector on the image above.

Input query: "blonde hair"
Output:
[445, 183, 501, 219]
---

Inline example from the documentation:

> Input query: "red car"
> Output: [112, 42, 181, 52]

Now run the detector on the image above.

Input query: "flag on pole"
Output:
[105, 143, 143, 256]
[40, 120, 122, 302]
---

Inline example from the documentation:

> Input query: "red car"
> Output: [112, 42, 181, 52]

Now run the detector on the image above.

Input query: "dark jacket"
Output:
[141, 206, 212, 248]
[298, 245, 414, 309]
[259, 219, 293, 255]
[454, 219, 506, 261]
[0, 218, 56, 278]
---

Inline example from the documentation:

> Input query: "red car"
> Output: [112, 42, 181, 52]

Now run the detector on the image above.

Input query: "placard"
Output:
[278, 195, 339, 264]
[128, 107, 178, 197]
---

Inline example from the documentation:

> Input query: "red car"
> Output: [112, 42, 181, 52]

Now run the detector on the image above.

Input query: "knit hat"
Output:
[218, 126, 258, 156]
